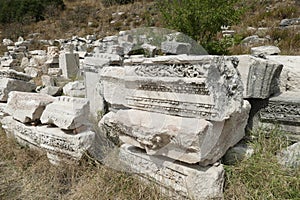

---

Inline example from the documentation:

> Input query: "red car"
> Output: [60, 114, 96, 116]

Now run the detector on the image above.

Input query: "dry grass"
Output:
[224, 127, 300, 199]
[0, 127, 166, 200]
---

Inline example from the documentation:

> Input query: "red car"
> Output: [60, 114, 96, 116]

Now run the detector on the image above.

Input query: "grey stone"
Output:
[40, 96, 89, 130]
[277, 142, 300, 168]
[4, 91, 54, 123]
[124, 55, 244, 121]
[234, 55, 283, 99]
[251, 46, 281, 56]
[242, 35, 268, 46]
[100, 101, 250, 165]
[1, 116, 95, 165]
[59, 53, 80, 79]
[63, 81, 85, 97]
[38, 86, 63, 96]
[256, 91, 300, 141]
[266, 55, 300, 92]
[280, 18, 300, 27]
[0, 69, 36, 102]
[222, 143, 254, 165]
[48, 68, 62, 76]
[41, 75, 55, 86]
[24, 67, 40, 78]
[2, 39, 13, 46]
[100, 67, 126, 109]
[118, 144, 225, 200]
[161, 41, 191, 55]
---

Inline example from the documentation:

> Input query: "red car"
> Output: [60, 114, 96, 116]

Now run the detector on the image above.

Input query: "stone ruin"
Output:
[0, 30, 299, 199]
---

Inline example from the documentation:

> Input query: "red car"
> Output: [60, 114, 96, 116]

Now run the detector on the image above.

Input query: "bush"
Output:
[158, 0, 243, 54]
[0, 0, 65, 24]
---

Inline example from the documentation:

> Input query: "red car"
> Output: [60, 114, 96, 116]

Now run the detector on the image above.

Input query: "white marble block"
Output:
[4, 91, 54, 123]
[40, 96, 89, 130]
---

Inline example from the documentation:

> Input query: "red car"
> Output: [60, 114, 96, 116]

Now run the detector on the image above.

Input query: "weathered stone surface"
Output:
[59, 53, 79, 79]
[241, 35, 268, 46]
[251, 46, 281, 56]
[280, 18, 300, 27]
[100, 101, 250, 165]
[234, 55, 283, 99]
[124, 55, 244, 121]
[277, 142, 300, 168]
[41, 75, 55, 86]
[48, 68, 62, 76]
[40, 96, 89, 130]
[1, 116, 95, 165]
[0, 69, 36, 101]
[266, 56, 300, 92]
[119, 144, 225, 200]
[38, 86, 63, 96]
[256, 91, 300, 141]
[161, 41, 191, 55]
[100, 67, 126, 109]
[222, 143, 254, 165]
[63, 81, 85, 97]
[4, 91, 54, 123]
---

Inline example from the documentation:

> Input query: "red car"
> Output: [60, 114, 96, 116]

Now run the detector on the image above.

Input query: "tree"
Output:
[158, 0, 243, 54]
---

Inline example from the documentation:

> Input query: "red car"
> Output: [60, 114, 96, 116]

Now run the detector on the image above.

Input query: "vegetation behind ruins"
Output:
[0, 0, 299, 55]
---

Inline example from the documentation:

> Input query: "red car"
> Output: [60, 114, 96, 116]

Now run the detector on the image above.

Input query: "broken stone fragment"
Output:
[40, 96, 89, 130]
[161, 41, 191, 55]
[4, 91, 54, 123]
[118, 144, 225, 200]
[124, 55, 244, 121]
[277, 142, 300, 168]
[255, 91, 300, 141]
[234, 55, 283, 99]
[0, 69, 36, 102]
[100, 101, 250, 166]
[251, 45, 281, 56]
[1, 116, 95, 165]
[59, 52, 79, 79]
[63, 81, 85, 97]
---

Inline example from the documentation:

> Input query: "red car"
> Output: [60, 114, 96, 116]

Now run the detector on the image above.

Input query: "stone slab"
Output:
[119, 144, 224, 200]
[124, 55, 244, 121]
[4, 91, 54, 123]
[234, 55, 283, 99]
[40, 96, 89, 130]
[59, 53, 79, 79]
[1, 116, 95, 165]
[100, 101, 250, 165]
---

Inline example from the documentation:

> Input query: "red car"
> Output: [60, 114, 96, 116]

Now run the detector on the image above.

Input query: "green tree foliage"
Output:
[0, 0, 65, 24]
[158, 0, 243, 54]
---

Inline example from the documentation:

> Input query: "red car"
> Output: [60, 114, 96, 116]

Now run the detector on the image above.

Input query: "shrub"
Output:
[0, 0, 65, 24]
[158, 0, 243, 54]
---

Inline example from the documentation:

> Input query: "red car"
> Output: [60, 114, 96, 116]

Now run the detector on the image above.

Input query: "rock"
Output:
[1, 116, 95, 165]
[280, 18, 300, 27]
[251, 46, 281, 56]
[100, 67, 126, 109]
[0, 69, 36, 102]
[4, 91, 54, 123]
[277, 142, 300, 168]
[40, 96, 89, 130]
[29, 55, 47, 67]
[92, 53, 122, 65]
[118, 144, 225, 200]
[59, 52, 80, 79]
[48, 68, 62, 76]
[24, 67, 40, 78]
[2, 39, 13, 46]
[161, 41, 191, 55]
[38, 86, 63, 96]
[266, 55, 300, 92]
[100, 101, 250, 165]
[234, 55, 283, 99]
[222, 143, 254, 165]
[20, 57, 30, 69]
[141, 43, 157, 57]
[41, 75, 55, 86]
[124, 55, 244, 121]
[256, 91, 300, 141]
[242, 35, 268, 46]
[63, 81, 85, 97]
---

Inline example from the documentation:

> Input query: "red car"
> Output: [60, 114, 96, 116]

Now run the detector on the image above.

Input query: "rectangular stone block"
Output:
[124, 55, 244, 121]
[1, 116, 95, 165]
[0, 69, 36, 102]
[100, 101, 250, 165]
[257, 91, 300, 141]
[119, 144, 224, 200]
[59, 53, 79, 79]
[235, 55, 283, 99]
[40, 96, 89, 130]
[4, 91, 54, 123]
